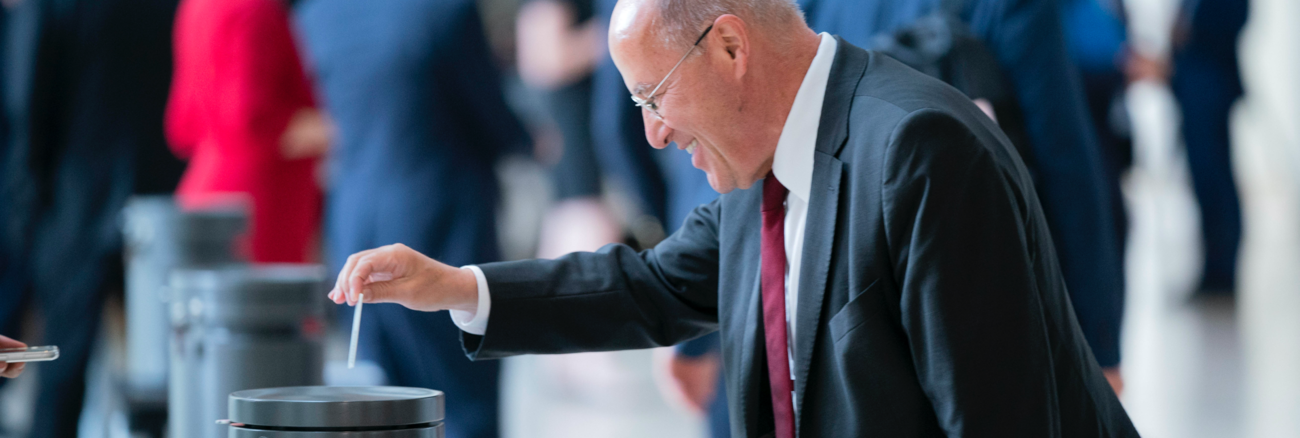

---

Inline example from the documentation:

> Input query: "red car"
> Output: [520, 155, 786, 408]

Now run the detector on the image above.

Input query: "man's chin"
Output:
[706, 174, 734, 194]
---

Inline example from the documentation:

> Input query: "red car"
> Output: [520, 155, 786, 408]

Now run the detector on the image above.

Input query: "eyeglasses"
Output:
[631, 24, 715, 120]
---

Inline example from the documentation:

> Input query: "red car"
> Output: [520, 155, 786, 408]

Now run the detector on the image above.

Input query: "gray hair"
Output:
[652, 0, 805, 50]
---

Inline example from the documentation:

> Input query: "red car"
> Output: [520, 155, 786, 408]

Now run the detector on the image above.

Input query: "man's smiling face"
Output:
[608, 0, 770, 194]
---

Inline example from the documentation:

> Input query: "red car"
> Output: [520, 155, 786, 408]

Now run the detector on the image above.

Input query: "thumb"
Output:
[1, 362, 23, 378]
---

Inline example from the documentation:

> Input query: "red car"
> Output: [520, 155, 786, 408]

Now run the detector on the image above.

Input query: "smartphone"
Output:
[0, 346, 60, 363]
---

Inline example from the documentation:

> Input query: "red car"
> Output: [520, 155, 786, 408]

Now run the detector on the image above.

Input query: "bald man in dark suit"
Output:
[330, 0, 1139, 436]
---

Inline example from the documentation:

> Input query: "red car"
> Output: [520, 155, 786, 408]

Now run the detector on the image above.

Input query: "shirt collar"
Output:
[771, 33, 837, 203]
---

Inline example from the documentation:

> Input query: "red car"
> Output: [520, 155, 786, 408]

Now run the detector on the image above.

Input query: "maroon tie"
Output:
[761, 174, 796, 438]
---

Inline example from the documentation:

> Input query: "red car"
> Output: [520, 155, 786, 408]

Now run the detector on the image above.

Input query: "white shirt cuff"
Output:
[449, 266, 491, 336]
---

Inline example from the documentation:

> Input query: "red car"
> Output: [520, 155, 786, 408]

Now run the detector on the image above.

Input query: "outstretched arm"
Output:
[330, 199, 725, 360]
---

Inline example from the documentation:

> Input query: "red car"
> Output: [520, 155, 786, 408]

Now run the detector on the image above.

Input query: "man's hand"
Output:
[656, 350, 720, 414]
[1102, 367, 1124, 396]
[0, 335, 27, 379]
[328, 243, 479, 313]
[281, 108, 334, 160]
[972, 98, 997, 123]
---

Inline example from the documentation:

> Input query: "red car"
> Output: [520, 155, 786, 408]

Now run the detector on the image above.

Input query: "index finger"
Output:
[335, 248, 376, 302]
[348, 256, 376, 306]
[348, 250, 394, 305]
[347, 246, 407, 305]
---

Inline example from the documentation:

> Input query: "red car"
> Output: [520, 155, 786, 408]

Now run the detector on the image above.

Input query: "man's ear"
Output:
[711, 15, 748, 79]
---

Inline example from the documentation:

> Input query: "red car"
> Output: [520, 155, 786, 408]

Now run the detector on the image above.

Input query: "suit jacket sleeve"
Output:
[883, 109, 1057, 436]
[163, 66, 201, 158]
[461, 198, 723, 359]
[209, 0, 310, 161]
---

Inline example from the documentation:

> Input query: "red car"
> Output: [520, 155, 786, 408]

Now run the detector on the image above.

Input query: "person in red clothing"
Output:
[166, 0, 330, 263]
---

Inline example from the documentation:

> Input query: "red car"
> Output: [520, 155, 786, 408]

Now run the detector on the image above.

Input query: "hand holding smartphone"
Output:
[0, 346, 60, 363]
[0, 335, 54, 378]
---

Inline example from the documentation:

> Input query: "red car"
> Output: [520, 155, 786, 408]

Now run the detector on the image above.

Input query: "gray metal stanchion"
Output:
[122, 196, 247, 437]
[169, 265, 327, 438]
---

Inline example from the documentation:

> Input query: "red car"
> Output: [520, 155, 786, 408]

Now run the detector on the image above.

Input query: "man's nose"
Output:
[642, 110, 672, 149]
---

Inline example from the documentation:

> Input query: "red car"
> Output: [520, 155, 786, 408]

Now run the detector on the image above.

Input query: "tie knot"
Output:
[763, 173, 788, 212]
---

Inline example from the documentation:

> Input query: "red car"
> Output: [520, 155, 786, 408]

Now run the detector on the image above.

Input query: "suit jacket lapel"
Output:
[727, 182, 767, 438]
[816, 37, 869, 157]
[792, 154, 841, 426]
[739, 265, 765, 437]
[792, 36, 869, 428]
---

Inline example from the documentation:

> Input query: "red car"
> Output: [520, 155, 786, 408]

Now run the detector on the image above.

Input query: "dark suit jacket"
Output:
[796, 0, 1126, 369]
[463, 39, 1137, 437]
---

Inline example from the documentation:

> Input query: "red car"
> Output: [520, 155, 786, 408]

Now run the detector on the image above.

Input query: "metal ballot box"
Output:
[225, 386, 446, 437]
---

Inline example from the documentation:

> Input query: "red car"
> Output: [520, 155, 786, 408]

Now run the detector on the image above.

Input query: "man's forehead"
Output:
[609, 0, 651, 40]
[610, 7, 671, 95]
[610, 2, 670, 64]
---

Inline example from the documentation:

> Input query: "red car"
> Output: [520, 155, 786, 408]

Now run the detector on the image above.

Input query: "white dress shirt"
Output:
[452, 34, 839, 396]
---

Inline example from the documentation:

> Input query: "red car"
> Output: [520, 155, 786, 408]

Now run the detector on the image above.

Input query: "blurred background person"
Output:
[587, 0, 670, 235]
[0, 1, 20, 356]
[1060, 0, 1136, 267]
[166, 0, 329, 264]
[0, 0, 184, 435]
[518, 0, 624, 258]
[509, 1, 708, 436]
[1169, 0, 1248, 295]
[296, 1, 529, 437]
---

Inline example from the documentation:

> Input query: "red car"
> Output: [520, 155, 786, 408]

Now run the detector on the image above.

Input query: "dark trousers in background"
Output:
[1079, 68, 1132, 295]
[0, 249, 116, 438]
[1171, 52, 1244, 292]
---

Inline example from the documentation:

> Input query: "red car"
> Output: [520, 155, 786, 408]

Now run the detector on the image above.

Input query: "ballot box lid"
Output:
[229, 386, 444, 429]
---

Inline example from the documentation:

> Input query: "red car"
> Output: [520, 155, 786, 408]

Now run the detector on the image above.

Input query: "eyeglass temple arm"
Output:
[639, 24, 716, 105]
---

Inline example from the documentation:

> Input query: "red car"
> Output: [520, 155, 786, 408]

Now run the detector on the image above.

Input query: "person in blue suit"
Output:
[0, 0, 182, 436]
[296, 1, 529, 437]
[1170, 0, 1247, 295]
[1059, 0, 1132, 272]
